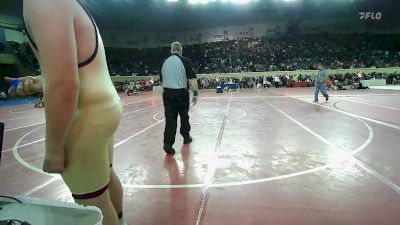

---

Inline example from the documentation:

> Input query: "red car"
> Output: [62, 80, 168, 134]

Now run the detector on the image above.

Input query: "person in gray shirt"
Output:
[314, 64, 329, 102]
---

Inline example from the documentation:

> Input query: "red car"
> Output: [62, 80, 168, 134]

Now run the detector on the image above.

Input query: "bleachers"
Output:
[105, 33, 400, 76]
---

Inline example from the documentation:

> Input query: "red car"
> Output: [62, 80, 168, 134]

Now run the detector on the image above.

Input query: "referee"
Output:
[160, 42, 198, 154]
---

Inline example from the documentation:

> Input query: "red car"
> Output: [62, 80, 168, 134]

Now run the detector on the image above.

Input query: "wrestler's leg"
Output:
[75, 190, 119, 225]
[62, 121, 120, 225]
[108, 137, 125, 221]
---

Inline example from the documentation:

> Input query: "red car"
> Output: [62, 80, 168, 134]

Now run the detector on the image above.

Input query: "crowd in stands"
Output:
[2, 33, 400, 97]
[2, 33, 399, 78]
[114, 78, 160, 94]
[197, 72, 397, 91]
[111, 71, 399, 95]
[387, 73, 400, 85]
[105, 33, 400, 76]
[0, 41, 40, 74]
[198, 74, 313, 89]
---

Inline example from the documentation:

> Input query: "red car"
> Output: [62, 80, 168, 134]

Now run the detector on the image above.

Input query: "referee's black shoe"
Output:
[163, 144, 175, 154]
[183, 136, 193, 144]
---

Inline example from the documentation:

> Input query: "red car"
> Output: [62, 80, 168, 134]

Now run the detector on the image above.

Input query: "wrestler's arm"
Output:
[25, 1, 79, 162]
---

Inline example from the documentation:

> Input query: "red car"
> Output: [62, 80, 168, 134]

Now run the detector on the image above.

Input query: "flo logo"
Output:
[359, 12, 382, 20]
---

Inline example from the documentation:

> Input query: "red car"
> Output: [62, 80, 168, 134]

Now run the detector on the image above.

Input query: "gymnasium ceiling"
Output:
[0, 0, 399, 32]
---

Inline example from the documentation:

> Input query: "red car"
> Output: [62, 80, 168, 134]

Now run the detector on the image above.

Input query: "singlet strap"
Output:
[22, 0, 99, 68]
[76, 0, 99, 68]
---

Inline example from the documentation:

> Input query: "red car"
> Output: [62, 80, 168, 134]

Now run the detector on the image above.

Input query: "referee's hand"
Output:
[192, 96, 198, 106]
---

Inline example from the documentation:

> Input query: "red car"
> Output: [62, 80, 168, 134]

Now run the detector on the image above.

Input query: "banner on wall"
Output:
[212, 33, 224, 41]
[223, 31, 228, 40]
[239, 31, 250, 38]
[239, 27, 255, 39]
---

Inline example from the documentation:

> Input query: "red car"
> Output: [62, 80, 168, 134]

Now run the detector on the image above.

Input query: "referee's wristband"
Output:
[193, 90, 198, 97]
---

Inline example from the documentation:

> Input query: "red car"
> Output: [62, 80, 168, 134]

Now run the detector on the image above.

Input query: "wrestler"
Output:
[5, 1, 127, 224]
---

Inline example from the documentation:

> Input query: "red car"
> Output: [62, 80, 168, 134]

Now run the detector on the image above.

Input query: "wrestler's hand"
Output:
[43, 150, 66, 174]
[5, 76, 43, 96]
[192, 96, 198, 106]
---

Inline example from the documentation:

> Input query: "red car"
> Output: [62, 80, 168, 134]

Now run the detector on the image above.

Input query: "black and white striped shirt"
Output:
[160, 53, 196, 89]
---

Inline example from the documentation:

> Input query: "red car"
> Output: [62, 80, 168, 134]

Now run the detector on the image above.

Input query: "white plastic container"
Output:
[0, 196, 103, 225]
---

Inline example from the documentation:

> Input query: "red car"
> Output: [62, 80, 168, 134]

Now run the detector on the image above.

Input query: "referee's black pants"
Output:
[163, 89, 191, 146]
